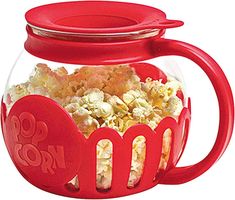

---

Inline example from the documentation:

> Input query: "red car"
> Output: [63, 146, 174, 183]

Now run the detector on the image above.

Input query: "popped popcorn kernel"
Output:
[64, 102, 80, 113]
[93, 102, 114, 119]
[8, 83, 30, 103]
[54, 67, 68, 76]
[83, 88, 104, 104]
[107, 95, 129, 117]
[96, 139, 113, 189]
[129, 136, 146, 187]
[165, 96, 183, 116]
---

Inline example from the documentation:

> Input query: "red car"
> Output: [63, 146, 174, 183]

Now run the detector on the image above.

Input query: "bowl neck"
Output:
[28, 24, 164, 42]
[25, 25, 166, 65]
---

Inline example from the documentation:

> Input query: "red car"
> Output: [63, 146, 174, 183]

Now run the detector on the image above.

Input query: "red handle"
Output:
[152, 39, 234, 184]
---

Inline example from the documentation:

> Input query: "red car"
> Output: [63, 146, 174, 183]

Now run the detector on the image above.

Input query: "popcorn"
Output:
[101, 115, 118, 130]
[83, 88, 104, 104]
[123, 89, 145, 105]
[165, 76, 183, 97]
[68, 64, 141, 98]
[29, 63, 70, 98]
[54, 67, 68, 76]
[148, 113, 163, 129]
[107, 95, 129, 117]
[165, 96, 183, 116]
[64, 103, 81, 113]
[72, 107, 99, 137]
[122, 118, 138, 133]
[7, 63, 184, 190]
[128, 136, 146, 187]
[93, 102, 114, 118]
[144, 80, 169, 108]
[159, 129, 172, 169]
[8, 83, 30, 103]
[96, 139, 113, 189]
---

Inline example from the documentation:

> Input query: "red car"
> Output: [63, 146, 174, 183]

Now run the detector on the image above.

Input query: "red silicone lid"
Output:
[25, 1, 183, 34]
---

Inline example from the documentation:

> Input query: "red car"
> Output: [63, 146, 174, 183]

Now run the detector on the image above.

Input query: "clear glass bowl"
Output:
[3, 50, 187, 190]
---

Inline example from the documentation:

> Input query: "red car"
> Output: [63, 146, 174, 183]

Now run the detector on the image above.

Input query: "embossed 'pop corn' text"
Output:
[10, 112, 66, 175]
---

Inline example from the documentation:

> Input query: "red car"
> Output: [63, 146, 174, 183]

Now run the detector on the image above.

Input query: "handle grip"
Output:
[152, 39, 234, 184]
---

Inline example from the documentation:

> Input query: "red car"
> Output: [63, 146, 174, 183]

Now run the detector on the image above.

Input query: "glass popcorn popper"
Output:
[1, 1, 234, 199]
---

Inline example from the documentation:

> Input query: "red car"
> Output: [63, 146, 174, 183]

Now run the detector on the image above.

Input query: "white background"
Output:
[0, 0, 234, 199]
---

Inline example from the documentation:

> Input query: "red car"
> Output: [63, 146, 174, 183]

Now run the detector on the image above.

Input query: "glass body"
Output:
[3, 50, 187, 190]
